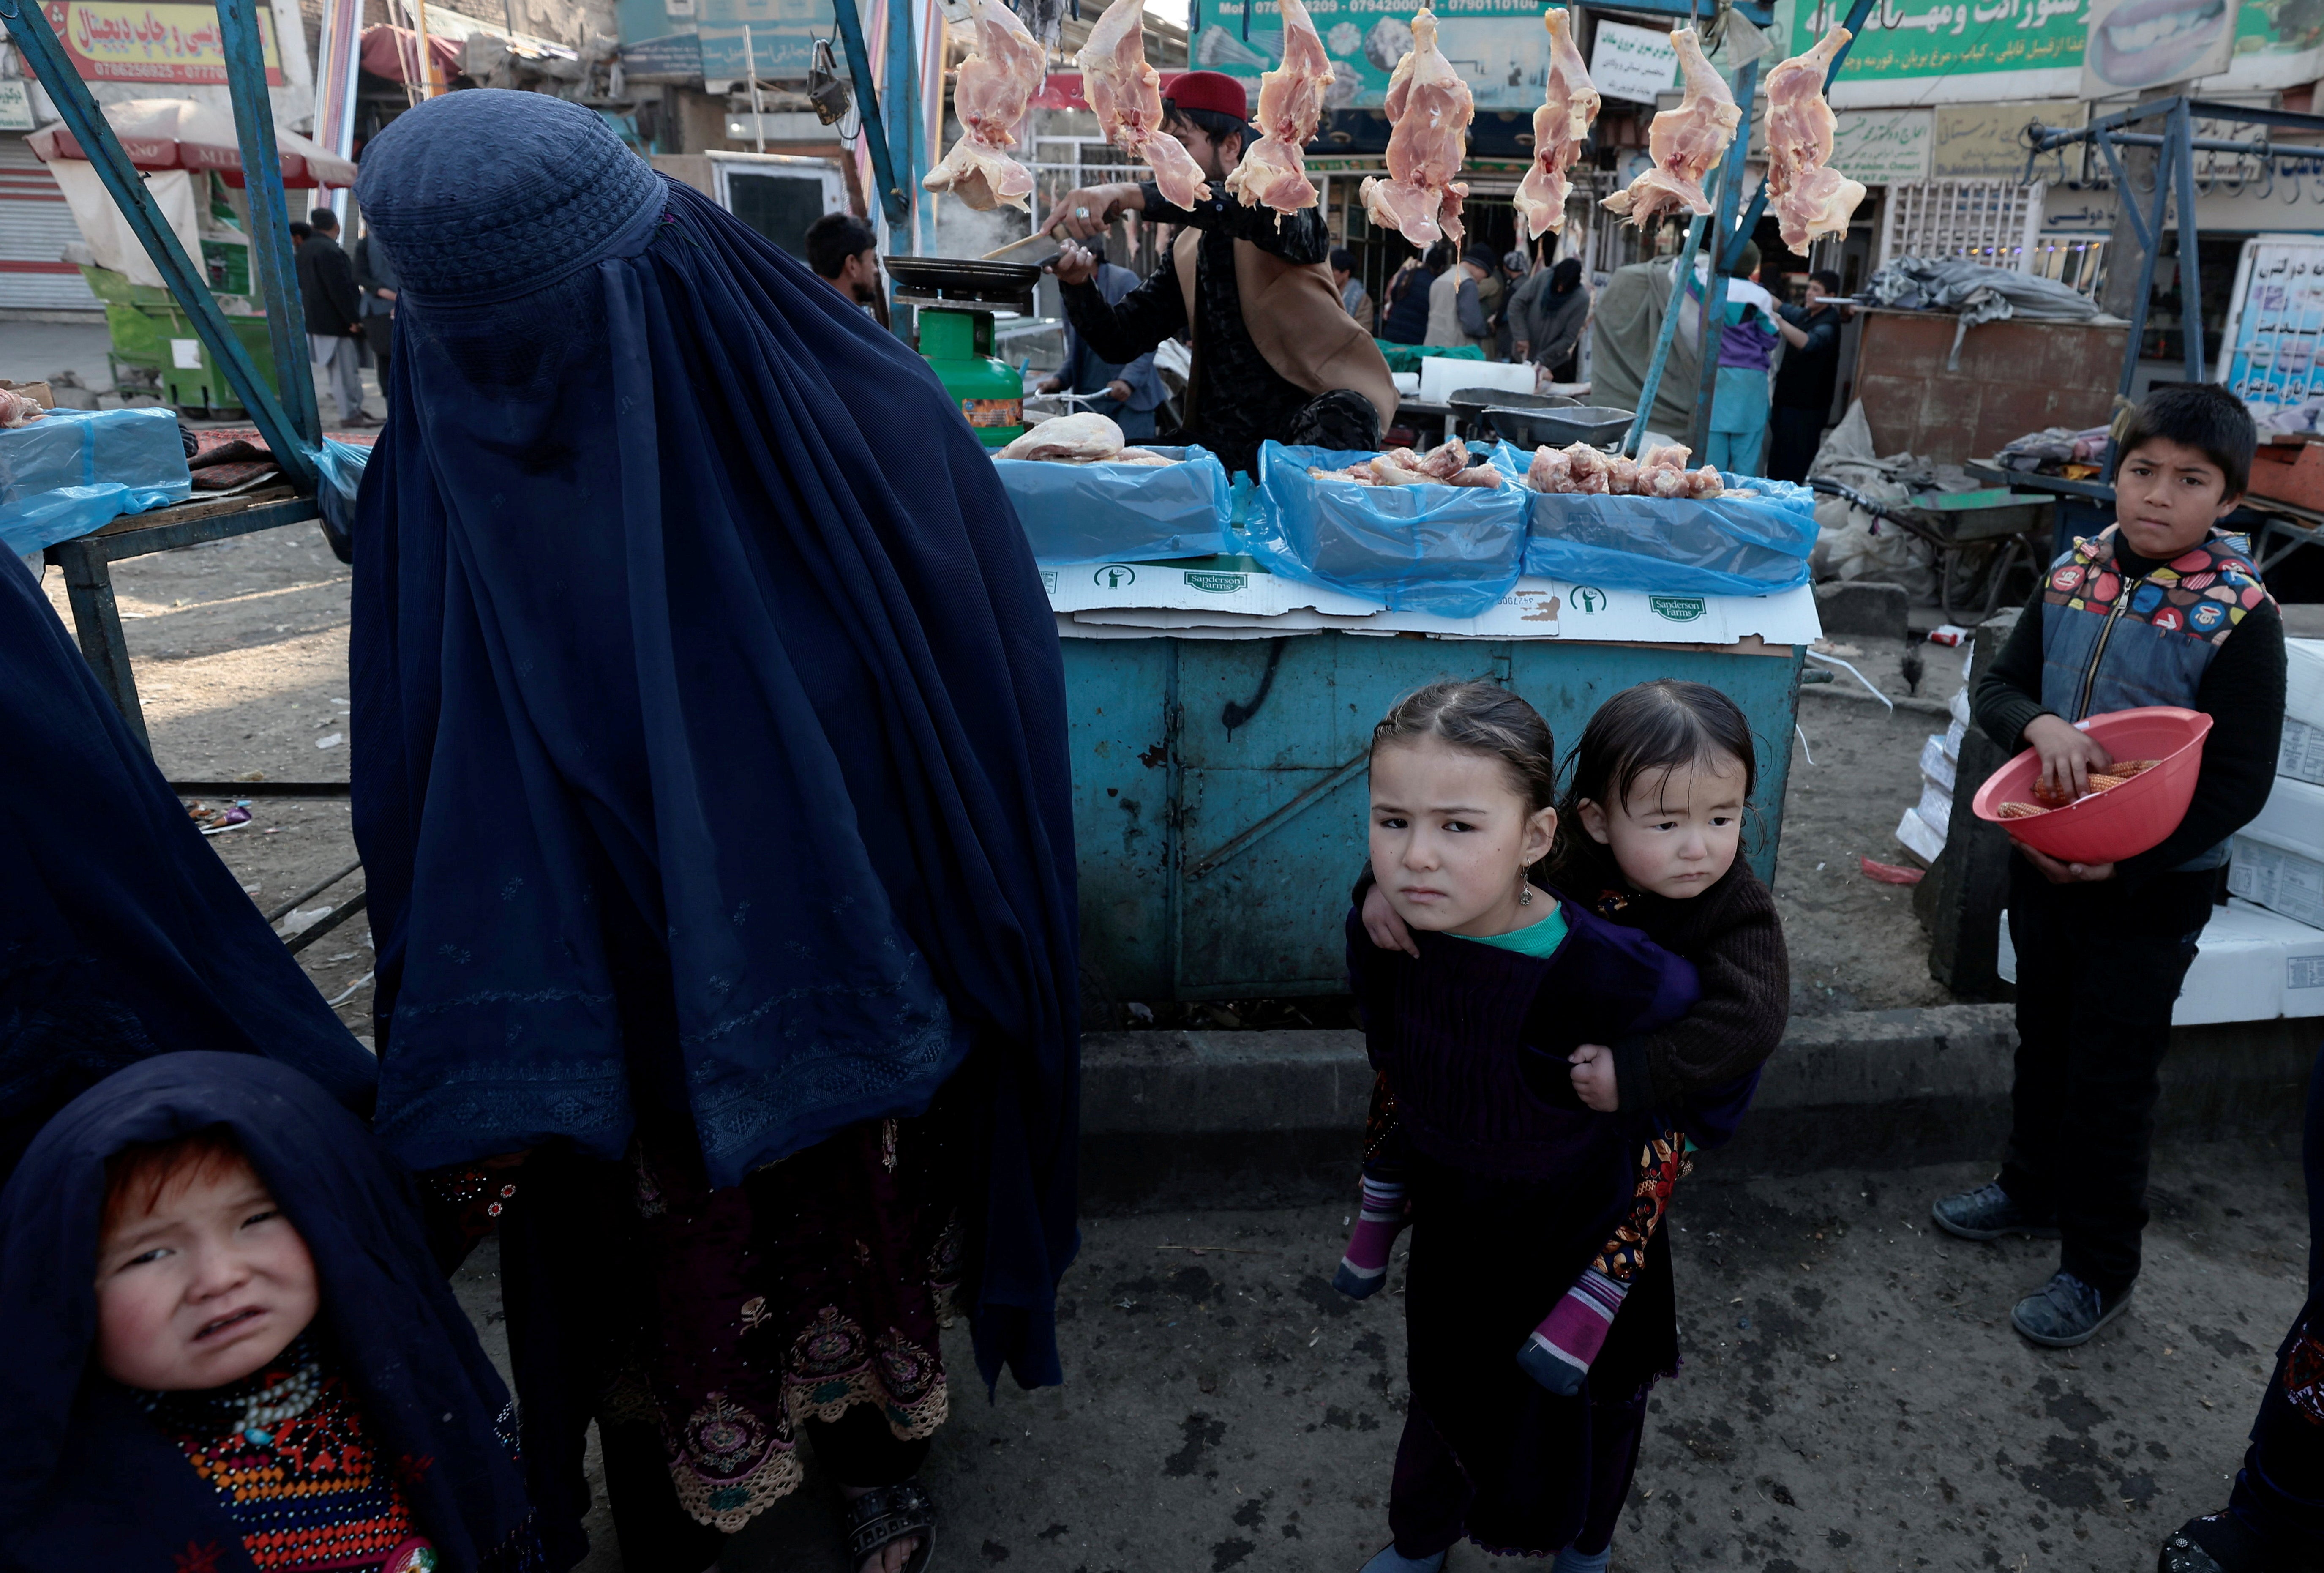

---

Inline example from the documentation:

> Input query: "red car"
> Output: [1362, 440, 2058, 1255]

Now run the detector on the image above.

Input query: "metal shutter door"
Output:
[0, 134, 100, 311]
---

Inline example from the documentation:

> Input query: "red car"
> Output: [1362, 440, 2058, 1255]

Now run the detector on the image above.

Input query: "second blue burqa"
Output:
[349, 91, 1080, 1386]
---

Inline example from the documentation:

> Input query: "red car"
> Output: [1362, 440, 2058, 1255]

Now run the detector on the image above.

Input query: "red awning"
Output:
[1030, 71, 1197, 112]
[28, 97, 357, 188]
[359, 24, 466, 86]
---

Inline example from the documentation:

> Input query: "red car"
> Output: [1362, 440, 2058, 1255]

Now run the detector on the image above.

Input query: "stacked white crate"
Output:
[1893, 662, 1974, 866]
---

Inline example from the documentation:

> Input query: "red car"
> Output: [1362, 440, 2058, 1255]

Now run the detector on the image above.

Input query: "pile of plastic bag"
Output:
[0, 406, 190, 555]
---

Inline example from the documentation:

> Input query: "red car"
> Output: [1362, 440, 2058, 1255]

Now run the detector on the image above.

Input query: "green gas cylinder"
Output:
[917, 306, 1023, 449]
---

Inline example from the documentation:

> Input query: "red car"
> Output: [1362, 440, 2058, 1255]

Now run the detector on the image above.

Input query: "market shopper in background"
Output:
[1932, 383, 2285, 1350]
[1427, 245, 1498, 352]
[1512, 257, 1589, 384]
[1687, 241, 1810, 477]
[353, 223, 400, 402]
[1334, 248, 1374, 334]
[295, 208, 373, 428]
[806, 210, 883, 316]
[1765, 268, 1847, 483]
[1041, 70, 1399, 475]
[352, 90, 1080, 1573]
[1038, 239, 1165, 440]
[1378, 245, 1448, 347]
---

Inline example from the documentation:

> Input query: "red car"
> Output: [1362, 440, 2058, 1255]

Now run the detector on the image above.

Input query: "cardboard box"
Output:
[2251, 440, 2324, 513]
[1047, 563, 1823, 647]
[2284, 716, 2324, 788]
[2227, 774, 2324, 930]
[1915, 775, 1953, 830]
[1920, 734, 1958, 795]
[2000, 898, 2324, 1024]
[2284, 641, 2324, 785]
[1418, 357, 1536, 403]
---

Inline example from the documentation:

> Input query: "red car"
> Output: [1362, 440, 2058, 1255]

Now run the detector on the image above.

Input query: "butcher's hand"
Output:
[2022, 713, 2112, 804]
[1041, 182, 1146, 242]
[1051, 242, 1103, 288]
[1361, 881, 1419, 958]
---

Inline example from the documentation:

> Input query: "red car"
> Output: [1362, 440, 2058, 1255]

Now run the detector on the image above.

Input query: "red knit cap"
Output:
[1163, 70, 1251, 121]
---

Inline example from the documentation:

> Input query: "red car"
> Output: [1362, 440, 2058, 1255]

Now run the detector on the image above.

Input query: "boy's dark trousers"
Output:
[1998, 857, 2215, 1297]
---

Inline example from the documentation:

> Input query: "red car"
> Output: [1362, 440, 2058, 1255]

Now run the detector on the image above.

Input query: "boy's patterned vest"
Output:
[2038, 523, 2271, 871]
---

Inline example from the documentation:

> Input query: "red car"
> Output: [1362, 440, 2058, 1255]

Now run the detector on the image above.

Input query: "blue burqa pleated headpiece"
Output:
[0, 553, 376, 1180]
[0, 1054, 535, 1569]
[350, 90, 1080, 1386]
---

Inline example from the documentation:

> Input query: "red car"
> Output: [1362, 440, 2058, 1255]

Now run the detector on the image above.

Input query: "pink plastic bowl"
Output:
[1970, 705, 2214, 865]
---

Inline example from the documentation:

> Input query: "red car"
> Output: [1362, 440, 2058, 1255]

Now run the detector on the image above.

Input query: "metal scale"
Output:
[884, 255, 1042, 451]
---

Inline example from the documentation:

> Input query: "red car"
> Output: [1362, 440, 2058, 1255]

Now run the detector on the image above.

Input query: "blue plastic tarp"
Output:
[1501, 445, 1817, 597]
[0, 407, 191, 556]
[1248, 441, 1528, 618]
[996, 445, 1233, 565]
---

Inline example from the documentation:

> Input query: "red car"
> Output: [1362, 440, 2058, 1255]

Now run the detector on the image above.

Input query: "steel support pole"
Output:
[2170, 99, 2205, 385]
[1623, 186, 1716, 457]
[0, 0, 316, 482]
[832, 0, 907, 223]
[885, 0, 917, 253]
[1688, 59, 1759, 462]
[217, 0, 322, 469]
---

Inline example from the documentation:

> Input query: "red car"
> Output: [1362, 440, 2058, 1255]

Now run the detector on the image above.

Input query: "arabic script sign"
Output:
[1933, 98, 2081, 177]
[1797, 0, 2089, 88]
[1804, 0, 2324, 94]
[1590, 20, 1679, 103]
[1830, 108, 1933, 183]
[41, 0, 282, 84]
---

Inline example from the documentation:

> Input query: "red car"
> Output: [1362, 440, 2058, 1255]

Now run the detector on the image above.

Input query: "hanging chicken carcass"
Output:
[1762, 28, 1866, 249]
[1080, 0, 1215, 210]
[1225, 0, 1333, 213]
[1359, 9, 1474, 248]
[1513, 8, 1599, 243]
[1601, 26, 1739, 227]
[924, 0, 1046, 212]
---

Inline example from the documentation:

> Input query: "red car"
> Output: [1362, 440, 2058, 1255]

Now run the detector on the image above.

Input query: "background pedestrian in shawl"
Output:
[1765, 268, 1846, 483]
[353, 221, 401, 402]
[1512, 257, 1589, 383]
[0, 1054, 539, 1573]
[1334, 248, 1374, 334]
[351, 91, 1080, 1573]
[1378, 243, 1450, 348]
[1041, 70, 1399, 474]
[0, 552, 375, 1182]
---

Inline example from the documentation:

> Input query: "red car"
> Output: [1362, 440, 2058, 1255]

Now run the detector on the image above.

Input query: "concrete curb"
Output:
[1079, 1006, 2319, 1210]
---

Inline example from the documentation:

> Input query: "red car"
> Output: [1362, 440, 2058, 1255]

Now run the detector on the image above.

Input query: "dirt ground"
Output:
[446, 1139, 2310, 1573]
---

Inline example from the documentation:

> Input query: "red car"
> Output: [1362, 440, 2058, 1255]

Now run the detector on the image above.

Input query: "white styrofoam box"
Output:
[1944, 715, 1967, 759]
[1949, 686, 1972, 726]
[1895, 803, 1945, 863]
[1920, 734, 1958, 794]
[2283, 715, 2324, 787]
[2288, 637, 2324, 732]
[1391, 371, 1422, 395]
[2227, 774, 2324, 929]
[1916, 774, 1953, 829]
[1418, 356, 1538, 403]
[1998, 898, 2324, 1024]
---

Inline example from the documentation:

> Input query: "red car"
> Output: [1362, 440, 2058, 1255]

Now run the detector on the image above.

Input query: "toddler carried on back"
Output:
[1335, 679, 1789, 1573]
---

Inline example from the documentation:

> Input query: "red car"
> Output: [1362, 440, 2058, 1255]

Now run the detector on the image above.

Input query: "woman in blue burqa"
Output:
[349, 91, 1081, 1573]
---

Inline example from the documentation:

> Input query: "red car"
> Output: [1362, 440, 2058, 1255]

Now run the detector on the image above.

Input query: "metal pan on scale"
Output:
[884, 256, 1043, 317]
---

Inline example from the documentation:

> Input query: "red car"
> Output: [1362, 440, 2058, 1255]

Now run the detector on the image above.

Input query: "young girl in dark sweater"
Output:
[1340, 679, 1789, 1572]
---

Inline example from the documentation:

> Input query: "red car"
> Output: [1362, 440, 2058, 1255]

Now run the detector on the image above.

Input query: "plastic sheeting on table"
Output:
[1500, 446, 1817, 598]
[1247, 440, 1528, 618]
[0, 407, 191, 556]
[995, 445, 1233, 565]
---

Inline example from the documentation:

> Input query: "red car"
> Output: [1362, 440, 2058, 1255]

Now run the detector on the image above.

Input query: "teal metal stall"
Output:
[1061, 632, 1804, 1002]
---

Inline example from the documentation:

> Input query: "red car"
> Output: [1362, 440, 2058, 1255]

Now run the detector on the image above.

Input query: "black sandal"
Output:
[840, 1480, 936, 1573]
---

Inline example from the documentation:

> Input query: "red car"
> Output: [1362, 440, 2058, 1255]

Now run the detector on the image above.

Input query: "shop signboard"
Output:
[0, 80, 32, 130]
[38, 0, 282, 85]
[2216, 235, 2324, 421]
[696, 0, 836, 82]
[1188, 0, 1557, 112]
[1829, 107, 1932, 183]
[1931, 98, 2080, 178]
[1589, 20, 1678, 103]
[1800, 0, 2324, 103]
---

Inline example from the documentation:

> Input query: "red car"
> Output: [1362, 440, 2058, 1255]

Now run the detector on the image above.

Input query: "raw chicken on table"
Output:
[923, 0, 1045, 212]
[1079, 0, 1214, 211]
[998, 412, 1129, 462]
[1225, 0, 1333, 213]
[1513, 8, 1599, 243]
[1762, 28, 1866, 249]
[1312, 437, 1502, 488]
[1524, 440, 1723, 498]
[1601, 27, 1739, 227]
[1359, 10, 1474, 248]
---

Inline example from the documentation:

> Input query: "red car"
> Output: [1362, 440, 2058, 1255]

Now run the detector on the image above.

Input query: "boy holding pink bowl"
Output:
[1931, 383, 2287, 1348]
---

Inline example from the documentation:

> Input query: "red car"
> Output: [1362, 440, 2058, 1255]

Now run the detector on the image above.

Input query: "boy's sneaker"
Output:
[1930, 1182, 2059, 1241]
[2012, 1270, 2131, 1348]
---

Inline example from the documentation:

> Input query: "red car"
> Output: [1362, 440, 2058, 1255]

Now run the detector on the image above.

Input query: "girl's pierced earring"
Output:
[1518, 887, 1534, 906]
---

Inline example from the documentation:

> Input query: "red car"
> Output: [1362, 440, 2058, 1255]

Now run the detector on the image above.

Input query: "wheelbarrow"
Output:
[1808, 478, 2057, 623]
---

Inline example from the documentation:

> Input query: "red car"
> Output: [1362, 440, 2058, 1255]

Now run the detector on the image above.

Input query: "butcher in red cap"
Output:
[1042, 70, 1396, 475]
